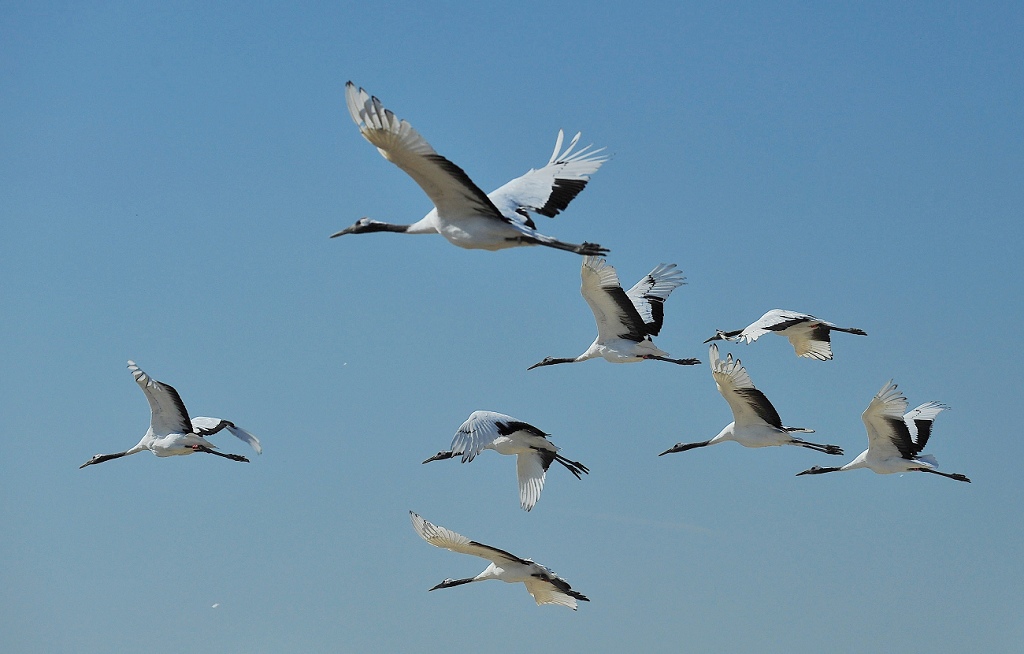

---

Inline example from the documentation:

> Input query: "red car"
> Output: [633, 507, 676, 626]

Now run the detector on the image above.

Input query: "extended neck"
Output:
[422, 450, 456, 464]
[704, 329, 742, 343]
[527, 355, 586, 370]
[80, 450, 133, 469]
[659, 440, 711, 456]
[429, 576, 480, 591]
[796, 466, 842, 476]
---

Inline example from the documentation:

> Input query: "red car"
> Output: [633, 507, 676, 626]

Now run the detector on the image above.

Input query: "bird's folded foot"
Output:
[951, 473, 971, 483]
[824, 445, 844, 455]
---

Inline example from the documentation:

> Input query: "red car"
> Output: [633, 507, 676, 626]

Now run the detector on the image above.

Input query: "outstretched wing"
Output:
[345, 82, 508, 225]
[708, 344, 783, 429]
[516, 451, 550, 512]
[487, 130, 607, 227]
[580, 256, 648, 343]
[410, 512, 529, 566]
[127, 361, 192, 435]
[449, 410, 542, 463]
[624, 263, 685, 337]
[739, 309, 815, 343]
[190, 417, 263, 455]
[523, 574, 590, 610]
[862, 380, 914, 459]
[903, 401, 948, 454]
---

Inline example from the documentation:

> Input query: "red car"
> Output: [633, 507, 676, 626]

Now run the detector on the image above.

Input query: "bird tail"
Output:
[916, 454, 939, 467]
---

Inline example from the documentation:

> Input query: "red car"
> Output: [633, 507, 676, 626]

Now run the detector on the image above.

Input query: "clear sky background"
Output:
[2, 1, 1022, 652]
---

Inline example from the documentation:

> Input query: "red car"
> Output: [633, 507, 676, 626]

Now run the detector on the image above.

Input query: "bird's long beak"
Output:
[329, 225, 356, 238]
[703, 331, 724, 344]
[79, 459, 95, 469]
[658, 444, 683, 456]
[795, 468, 813, 476]
[422, 451, 455, 464]
[526, 361, 544, 371]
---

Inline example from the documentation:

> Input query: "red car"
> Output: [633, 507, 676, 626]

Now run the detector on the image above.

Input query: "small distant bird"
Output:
[409, 511, 589, 610]
[423, 411, 588, 511]
[796, 381, 970, 482]
[333, 82, 608, 255]
[80, 361, 262, 468]
[705, 309, 867, 360]
[529, 256, 700, 369]
[660, 344, 843, 456]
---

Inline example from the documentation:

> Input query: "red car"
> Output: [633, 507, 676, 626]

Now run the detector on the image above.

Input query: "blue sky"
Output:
[2, 1, 1022, 651]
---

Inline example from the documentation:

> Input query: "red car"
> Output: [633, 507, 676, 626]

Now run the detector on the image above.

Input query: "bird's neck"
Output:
[843, 450, 870, 471]
[405, 214, 439, 234]
[708, 424, 736, 445]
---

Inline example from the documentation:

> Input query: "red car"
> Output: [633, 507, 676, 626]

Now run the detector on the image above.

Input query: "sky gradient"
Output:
[2, 2, 1023, 652]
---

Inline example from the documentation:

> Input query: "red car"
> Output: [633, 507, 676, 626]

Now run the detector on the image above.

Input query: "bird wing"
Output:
[409, 512, 529, 566]
[450, 410, 548, 463]
[345, 83, 509, 225]
[903, 401, 948, 454]
[738, 309, 814, 343]
[708, 344, 783, 429]
[190, 417, 263, 455]
[580, 256, 647, 342]
[486, 130, 607, 227]
[623, 263, 685, 337]
[127, 361, 192, 435]
[861, 381, 915, 459]
[786, 324, 834, 360]
[523, 575, 587, 609]
[516, 452, 549, 511]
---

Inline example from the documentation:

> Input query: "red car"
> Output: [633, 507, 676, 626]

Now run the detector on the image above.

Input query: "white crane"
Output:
[80, 361, 262, 468]
[422, 411, 588, 511]
[796, 381, 970, 482]
[529, 256, 700, 369]
[409, 511, 589, 610]
[332, 82, 608, 255]
[705, 309, 867, 360]
[660, 344, 844, 456]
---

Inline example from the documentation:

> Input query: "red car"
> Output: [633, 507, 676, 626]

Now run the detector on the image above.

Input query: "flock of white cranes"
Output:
[80, 81, 970, 610]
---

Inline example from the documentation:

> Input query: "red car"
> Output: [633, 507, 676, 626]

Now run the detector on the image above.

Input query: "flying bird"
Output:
[333, 82, 608, 255]
[660, 344, 843, 456]
[529, 256, 700, 369]
[705, 309, 867, 360]
[796, 381, 969, 482]
[409, 511, 589, 610]
[423, 411, 588, 511]
[79, 361, 262, 468]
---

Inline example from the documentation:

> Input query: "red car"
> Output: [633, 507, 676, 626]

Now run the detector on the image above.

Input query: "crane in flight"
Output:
[705, 309, 866, 360]
[410, 512, 589, 610]
[529, 257, 699, 369]
[423, 411, 588, 511]
[660, 344, 843, 457]
[80, 361, 262, 468]
[333, 82, 608, 255]
[796, 381, 969, 482]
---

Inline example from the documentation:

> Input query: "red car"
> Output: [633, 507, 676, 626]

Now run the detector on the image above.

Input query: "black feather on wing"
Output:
[735, 388, 784, 429]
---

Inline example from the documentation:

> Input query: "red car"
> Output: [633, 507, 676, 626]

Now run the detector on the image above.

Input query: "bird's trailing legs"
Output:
[916, 468, 971, 483]
[791, 440, 844, 455]
[192, 444, 250, 463]
[643, 355, 701, 366]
